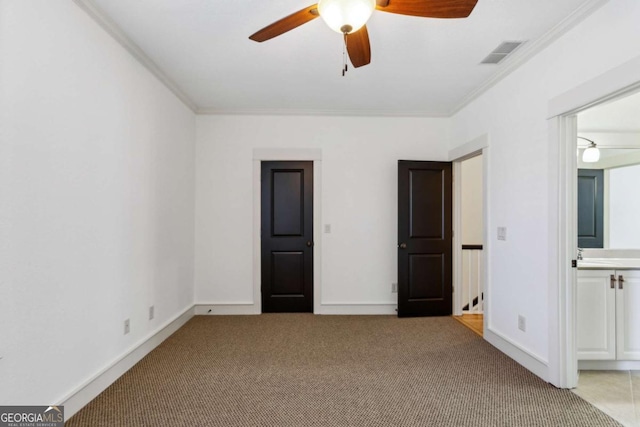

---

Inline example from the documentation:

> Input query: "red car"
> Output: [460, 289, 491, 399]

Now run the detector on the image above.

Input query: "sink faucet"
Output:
[577, 248, 583, 260]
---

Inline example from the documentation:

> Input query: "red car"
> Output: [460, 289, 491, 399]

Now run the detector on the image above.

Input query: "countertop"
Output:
[578, 258, 640, 270]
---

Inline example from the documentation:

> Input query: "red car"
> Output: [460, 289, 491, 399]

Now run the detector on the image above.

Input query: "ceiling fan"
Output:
[249, 0, 478, 70]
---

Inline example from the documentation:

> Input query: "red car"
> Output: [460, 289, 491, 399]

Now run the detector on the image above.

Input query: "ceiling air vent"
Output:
[480, 41, 525, 65]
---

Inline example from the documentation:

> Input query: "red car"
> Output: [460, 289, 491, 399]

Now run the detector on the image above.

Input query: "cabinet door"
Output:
[577, 270, 616, 360]
[616, 270, 640, 360]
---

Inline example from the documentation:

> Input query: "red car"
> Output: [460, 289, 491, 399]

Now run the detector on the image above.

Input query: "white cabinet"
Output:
[616, 270, 640, 360]
[577, 269, 640, 361]
[577, 269, 616, 360]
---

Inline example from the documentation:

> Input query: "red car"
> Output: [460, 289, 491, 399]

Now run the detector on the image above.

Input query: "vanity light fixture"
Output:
[578, 136, 600, 163]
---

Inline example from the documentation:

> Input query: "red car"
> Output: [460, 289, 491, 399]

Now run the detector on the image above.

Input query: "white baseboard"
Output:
[193, 302, 397, 315]
[60, 305, 195, 419]
[318, 303, 397, 315]
[579, 360, 640, 370]
[484, 327, 549, 382]
[195, 303, 258, 315]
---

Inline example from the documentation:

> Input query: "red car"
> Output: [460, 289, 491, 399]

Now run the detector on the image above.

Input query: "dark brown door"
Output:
[397, 161, 452, 317]
[261, 161, 313, 313]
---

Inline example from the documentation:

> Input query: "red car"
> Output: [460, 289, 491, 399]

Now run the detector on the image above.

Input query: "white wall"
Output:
[449, 0, 640, 374]
[609, 164, 640, 248]
[461, 155, 483, 245]
[0, 1, 195, 406]
[195, 115, 448, 309]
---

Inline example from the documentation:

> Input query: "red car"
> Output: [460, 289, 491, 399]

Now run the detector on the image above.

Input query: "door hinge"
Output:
[571, 260, 577, 268]
[452, 230, 455, 238]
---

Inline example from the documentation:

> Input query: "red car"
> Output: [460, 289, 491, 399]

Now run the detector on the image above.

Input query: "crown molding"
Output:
[448, 0, 610, 117]
[195, 107, 449, 118]
[73, 0, 198, 112]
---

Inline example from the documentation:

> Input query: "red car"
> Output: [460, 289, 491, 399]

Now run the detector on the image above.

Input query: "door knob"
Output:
[306, 241, 313, 247]
[398, 243, 407, 249]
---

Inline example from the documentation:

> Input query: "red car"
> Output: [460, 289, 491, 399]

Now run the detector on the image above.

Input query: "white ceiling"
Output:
[82, 0, 600, 116]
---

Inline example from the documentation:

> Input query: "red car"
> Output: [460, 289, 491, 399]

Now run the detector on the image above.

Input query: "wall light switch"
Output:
[497, 227, 507, 241]
[324, 224, 331, 234]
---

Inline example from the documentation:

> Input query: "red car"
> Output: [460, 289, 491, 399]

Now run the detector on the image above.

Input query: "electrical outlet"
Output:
[497, 226, 507, 241]
[149, 305, 155, 320]
[392, 283, 398, 293]
[518, 315, 526, 332]
[124, 319, 130, 335]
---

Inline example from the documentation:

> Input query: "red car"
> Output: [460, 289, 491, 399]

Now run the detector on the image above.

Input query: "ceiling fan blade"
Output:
[376, 0, 478, 18]
[249, 4, 319, 42]
[346, 25, 371, 68]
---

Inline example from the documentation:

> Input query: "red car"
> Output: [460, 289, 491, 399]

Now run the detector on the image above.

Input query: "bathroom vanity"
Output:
[577, 251, 640, 367]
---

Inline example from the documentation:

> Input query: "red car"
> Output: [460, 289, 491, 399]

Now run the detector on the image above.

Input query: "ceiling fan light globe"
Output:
[318, 0, 376, 34]
[582, 146, 600, 163]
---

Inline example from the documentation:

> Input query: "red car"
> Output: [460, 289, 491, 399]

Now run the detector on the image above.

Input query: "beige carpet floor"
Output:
[66, 315, 620, 426]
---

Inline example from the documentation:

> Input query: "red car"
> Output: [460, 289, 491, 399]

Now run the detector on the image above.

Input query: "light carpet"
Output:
[66, 315, 620, 426]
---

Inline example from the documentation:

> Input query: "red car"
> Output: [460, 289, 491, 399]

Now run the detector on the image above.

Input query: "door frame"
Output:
[449, 135, 489, 326]
[549, 55, 640, 388]
[252, 148, 322, 315]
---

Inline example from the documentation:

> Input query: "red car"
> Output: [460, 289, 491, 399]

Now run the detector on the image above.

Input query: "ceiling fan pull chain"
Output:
[342, 33, 348, 76]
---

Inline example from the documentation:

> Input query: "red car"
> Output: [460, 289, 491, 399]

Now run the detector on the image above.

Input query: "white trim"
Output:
[451, 0, 609, 116]
[197, 108, 448, 118]
[485, 328, 549, 380]
[58, 305, 195, 418]
[549, 55, 640, 118]
[578, 360, 640, 370]
[448, 134, 488, 162]
[194, 303, 258, 315]
[253, 148, 322, 161]
[547, 115, 579, 389]
[313, 165, 322, 314]
[453, 160, 463, 316]
[481, 149, 491, 342]
[72, 0, 197, 112]
[252, 149, 323, 314]
[253, 161, 262, 314]
[318, 303, 397, 315]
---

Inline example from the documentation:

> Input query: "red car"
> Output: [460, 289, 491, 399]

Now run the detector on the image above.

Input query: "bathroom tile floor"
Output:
[573, 370, 640, 427]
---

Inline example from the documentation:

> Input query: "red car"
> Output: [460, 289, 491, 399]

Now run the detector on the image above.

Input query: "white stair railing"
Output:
[462, 246, 483, 314]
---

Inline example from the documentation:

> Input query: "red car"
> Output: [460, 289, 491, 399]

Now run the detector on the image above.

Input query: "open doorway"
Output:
[570, 91, 640, 426]
[548, 57, 640, 393]
[453, 153, 485, 337]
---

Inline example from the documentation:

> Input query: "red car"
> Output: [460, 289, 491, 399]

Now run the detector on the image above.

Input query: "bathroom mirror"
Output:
[577, 88, 640, 250]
